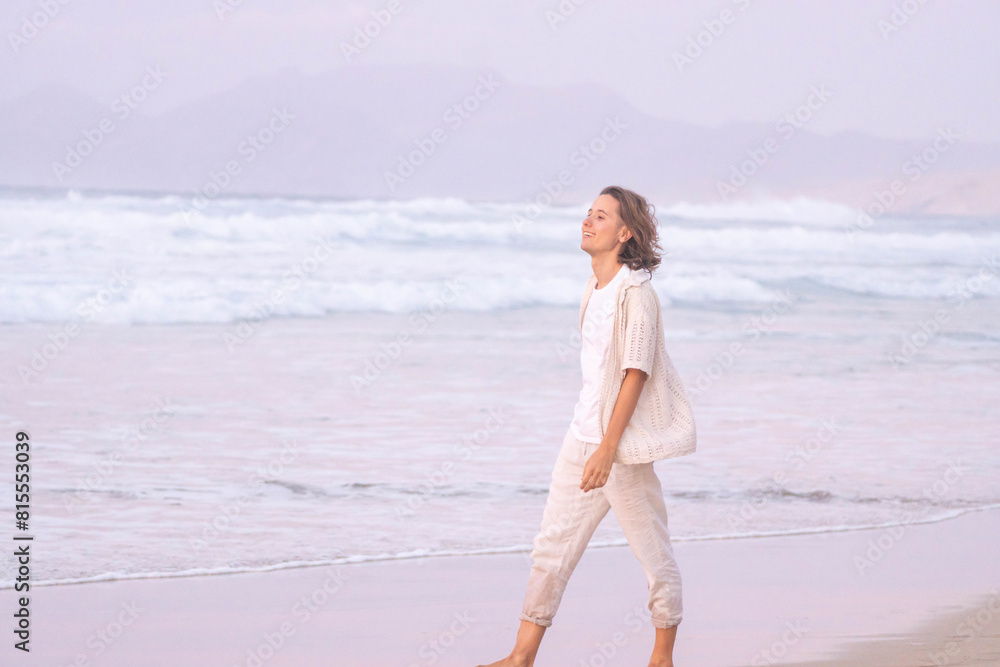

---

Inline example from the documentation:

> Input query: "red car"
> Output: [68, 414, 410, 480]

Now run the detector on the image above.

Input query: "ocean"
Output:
[1, 189, 998, 587]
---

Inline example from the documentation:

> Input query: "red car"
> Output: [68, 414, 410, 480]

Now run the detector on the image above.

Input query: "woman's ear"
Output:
[614, 219, 628, 244]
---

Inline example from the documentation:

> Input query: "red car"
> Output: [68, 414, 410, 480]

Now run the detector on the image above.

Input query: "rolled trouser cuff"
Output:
[652, 615, 682, 629]
[519, 612, 552, 628]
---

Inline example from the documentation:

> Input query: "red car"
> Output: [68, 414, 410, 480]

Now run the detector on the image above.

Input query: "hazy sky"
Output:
[3, 0, 998, 142]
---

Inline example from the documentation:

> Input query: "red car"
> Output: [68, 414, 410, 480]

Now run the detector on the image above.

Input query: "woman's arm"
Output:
[580, 367, 648, 492]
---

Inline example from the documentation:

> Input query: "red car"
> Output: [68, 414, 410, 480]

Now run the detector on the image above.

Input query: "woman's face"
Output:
[581, 194, 628, 255]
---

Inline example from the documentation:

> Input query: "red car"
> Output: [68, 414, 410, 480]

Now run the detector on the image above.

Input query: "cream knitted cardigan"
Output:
[579, 267, 697, 464]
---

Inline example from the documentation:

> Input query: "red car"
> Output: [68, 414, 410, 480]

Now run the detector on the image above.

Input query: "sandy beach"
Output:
[2, 506, 996, 666]
[3, 2, 999, 665]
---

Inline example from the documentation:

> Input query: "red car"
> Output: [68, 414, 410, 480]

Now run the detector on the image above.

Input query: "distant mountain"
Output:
[1, 63, 998, 216]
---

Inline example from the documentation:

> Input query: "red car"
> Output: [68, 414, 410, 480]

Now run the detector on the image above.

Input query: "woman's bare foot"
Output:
[476, 619, 546, 667]
[476, 655, 530, 667]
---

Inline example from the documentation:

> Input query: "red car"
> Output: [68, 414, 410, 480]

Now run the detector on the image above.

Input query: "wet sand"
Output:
[5, 506, 998, 666]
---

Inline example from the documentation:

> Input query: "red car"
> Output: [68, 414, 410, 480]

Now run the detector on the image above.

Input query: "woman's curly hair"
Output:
[601, 185, 663, 274]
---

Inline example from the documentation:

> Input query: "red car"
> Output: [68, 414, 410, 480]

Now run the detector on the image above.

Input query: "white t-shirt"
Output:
[569, 263, 631, 444]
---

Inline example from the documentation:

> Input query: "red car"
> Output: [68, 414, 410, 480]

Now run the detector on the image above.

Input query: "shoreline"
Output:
[10, 503, 1000, 592]
[4, 505, 998, 665]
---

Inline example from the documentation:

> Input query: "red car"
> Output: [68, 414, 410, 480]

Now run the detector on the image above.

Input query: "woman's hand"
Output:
[579, 368, 646, 493]
[580, 444, 616, 492]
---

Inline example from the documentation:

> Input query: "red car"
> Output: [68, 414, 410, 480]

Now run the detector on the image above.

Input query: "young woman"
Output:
[479, 185, 698, 667]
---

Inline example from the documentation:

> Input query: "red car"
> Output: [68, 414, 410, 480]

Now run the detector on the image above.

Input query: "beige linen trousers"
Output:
[519, 426, 683, 629]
